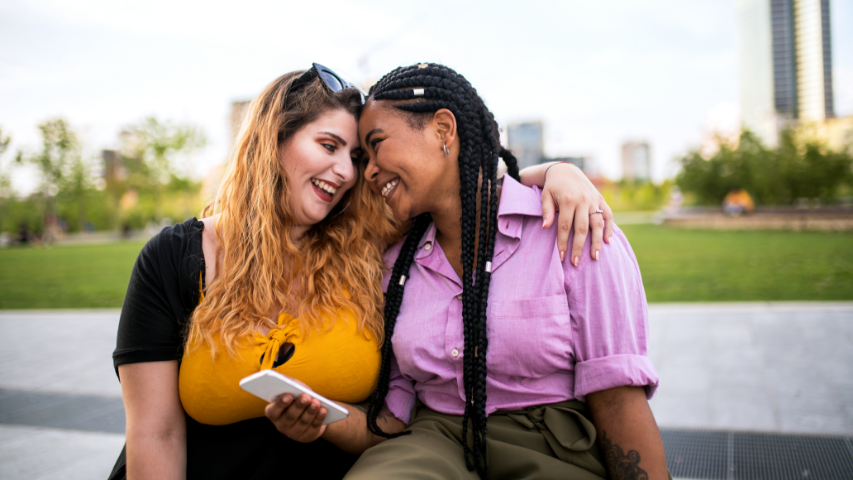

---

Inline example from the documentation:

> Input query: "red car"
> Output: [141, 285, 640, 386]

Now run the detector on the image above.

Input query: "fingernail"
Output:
[594, 250, 599, 260]
[542, 220, 546, 228]
[560, 250, 565, 262]
[573, 256, 579, 267]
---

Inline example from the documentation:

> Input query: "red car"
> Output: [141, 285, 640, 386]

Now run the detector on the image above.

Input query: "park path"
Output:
[1, 303, 852, 479]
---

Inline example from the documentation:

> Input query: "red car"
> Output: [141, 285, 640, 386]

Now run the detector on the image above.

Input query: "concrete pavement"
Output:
[647, 302, 853, 435]
[1, 303, 852, 479]
[0, 310, 123, 480]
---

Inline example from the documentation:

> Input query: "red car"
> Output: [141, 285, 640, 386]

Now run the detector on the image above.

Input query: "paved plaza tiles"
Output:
[1, 303, 852, 479]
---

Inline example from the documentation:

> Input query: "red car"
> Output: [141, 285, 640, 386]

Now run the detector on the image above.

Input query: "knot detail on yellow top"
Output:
[259, 314, 299, 371]
[180, 307, 380, 426]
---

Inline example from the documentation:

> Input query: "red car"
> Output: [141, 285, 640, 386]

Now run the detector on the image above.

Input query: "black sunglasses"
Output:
[286, 62, 365, 105]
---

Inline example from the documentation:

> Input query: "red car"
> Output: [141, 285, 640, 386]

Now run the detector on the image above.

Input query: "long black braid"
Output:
[365, 64, 520, 479]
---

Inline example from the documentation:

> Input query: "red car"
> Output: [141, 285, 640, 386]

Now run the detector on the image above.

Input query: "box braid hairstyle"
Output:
[365, 63, 520, 479]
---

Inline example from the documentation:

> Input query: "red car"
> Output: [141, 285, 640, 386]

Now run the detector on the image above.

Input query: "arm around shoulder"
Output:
[518, 161, 615, 263]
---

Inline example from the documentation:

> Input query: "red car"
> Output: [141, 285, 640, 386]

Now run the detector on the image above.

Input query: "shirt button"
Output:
[424, 242, 432, 251]
[451, 348, 459, 358]
[456, 294, 462, 300]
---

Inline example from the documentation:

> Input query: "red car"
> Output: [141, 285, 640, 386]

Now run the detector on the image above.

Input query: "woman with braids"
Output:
[111, 63, 612, 480]
[277, 63, 668, 480]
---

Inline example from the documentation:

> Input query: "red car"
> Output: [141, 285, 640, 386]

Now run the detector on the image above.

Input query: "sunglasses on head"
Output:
[286, 62, 365, 105]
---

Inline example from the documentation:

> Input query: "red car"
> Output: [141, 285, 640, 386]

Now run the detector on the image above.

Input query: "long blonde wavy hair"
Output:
[188, 71, 400, 355]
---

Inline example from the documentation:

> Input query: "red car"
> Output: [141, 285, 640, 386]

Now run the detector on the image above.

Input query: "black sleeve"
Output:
[112, 218, 206, 377]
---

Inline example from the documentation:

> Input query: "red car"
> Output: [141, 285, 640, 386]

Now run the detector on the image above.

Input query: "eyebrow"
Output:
[319, 131, 347, 147]
[364, 128, 384, 148]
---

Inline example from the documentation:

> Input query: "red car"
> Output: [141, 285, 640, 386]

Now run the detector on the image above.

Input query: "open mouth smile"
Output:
[381, 178, 399, 199]
[311, 178, 338, 201]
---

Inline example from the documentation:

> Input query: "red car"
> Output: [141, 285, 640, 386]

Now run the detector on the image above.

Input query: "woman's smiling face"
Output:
[280, 108, 361, 229]
[358, 101, 459, 222]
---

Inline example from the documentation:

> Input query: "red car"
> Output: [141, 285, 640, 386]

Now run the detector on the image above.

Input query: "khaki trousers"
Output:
[344, 401, 608, 480]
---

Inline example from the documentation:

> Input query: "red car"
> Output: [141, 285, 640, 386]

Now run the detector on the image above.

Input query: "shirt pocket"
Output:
[486, 294, 571, 379]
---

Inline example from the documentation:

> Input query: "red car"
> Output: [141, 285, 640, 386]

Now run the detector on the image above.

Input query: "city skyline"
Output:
[2, 0, 852, 191]
[738, 0, 837, 146]
[621, 141, 652, 183]
[506, 122, 545, 170]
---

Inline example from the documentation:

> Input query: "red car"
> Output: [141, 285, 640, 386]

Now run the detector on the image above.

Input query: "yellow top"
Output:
[179, 285, 380, 426]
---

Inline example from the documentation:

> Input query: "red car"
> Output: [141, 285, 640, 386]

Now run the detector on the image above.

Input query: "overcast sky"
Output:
[2, 0, 851, 192]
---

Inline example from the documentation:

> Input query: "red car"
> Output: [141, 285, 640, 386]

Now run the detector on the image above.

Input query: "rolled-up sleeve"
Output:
[565, 227, 658, 402]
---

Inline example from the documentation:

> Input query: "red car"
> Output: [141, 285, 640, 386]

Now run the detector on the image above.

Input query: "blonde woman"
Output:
[110, 64, 613, 480]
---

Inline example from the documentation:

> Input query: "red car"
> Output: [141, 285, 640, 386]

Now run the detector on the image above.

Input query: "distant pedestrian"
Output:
[723, 188, 755, 216]
[16, 223, 30, 245]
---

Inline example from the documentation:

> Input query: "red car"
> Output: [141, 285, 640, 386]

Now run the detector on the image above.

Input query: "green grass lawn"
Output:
[620, 225, 853, 302]
[1, 227, 851, 309]
[0, 241, 146, 309]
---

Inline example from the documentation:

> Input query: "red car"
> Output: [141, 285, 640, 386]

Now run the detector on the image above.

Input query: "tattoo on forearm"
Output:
[602, 431, 649, 480]
[372, 405, 392, 423]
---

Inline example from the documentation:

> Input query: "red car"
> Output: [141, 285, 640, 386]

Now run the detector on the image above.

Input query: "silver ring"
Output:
[591, 209, 604, 216]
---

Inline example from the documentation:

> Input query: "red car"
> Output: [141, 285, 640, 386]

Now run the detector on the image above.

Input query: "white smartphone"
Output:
[239, 370, 350, 425]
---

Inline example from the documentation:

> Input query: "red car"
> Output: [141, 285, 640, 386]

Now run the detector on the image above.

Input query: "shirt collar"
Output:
[496, 175, 543, 239]
[413, 175, 543, 262]
[415, 222, 438, 260]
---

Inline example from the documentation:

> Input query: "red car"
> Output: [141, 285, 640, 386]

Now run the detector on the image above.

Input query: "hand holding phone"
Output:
[240, 370, 350, 425]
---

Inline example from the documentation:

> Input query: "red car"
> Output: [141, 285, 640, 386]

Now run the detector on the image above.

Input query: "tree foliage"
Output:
[0, 128, 10, 156]
[2, 117, 208, 235]
[111, 117, 207, 225]
[0, 128, 12, 198]
[16, 119, 82, 194]
[121, 117, 206, 185]
[0, 128, 13, 236]
[13, 119, 96, 232]
[676, 129, 853, 206]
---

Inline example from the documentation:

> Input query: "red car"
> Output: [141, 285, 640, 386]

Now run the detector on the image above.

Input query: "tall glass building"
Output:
[794, 0, 834, 121]
[506, 122, 544, 169]
[736, 0, 833, 145]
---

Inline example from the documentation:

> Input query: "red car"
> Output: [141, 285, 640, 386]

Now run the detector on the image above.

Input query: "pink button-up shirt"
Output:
[382, 176, 659, 424]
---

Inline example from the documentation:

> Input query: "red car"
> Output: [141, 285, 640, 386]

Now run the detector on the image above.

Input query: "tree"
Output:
[0, 128, 11, 197]
[119, 117, 206, 221]
[676, 128, 853, 206]
[13, 119, 100, 234]
[0, 128, 13, 231]
[0, 128, 10, 156]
